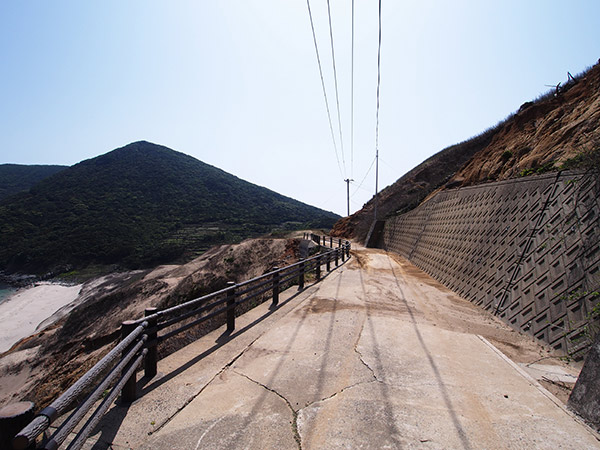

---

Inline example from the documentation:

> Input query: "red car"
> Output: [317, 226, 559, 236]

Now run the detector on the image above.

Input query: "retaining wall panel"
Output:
[549, 254, 566, 279]
[549, 276, 568, 303]
[534, 288, 550, 315]
[566, 259, 586, 287]
[551, 336, 568, 353]
[548, 318, 566, 342]
[535, 327, 550, 344]
[381, 172, 598, 355]
[585, 245, 600, 269]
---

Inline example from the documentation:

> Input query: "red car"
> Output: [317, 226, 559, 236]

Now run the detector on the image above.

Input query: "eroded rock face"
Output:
[334, 61, 600, 243]
[455, 65, 600, 186]
[0, 238, 300, 408]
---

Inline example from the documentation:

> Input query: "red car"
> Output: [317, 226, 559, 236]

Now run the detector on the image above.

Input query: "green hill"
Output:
[0, 141, 339, 273]
[0, 164, 67, 201]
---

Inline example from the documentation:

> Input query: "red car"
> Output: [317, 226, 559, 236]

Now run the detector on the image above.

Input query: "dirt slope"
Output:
[456, 62, 600, 185]
[334, 59, 600, 242]
[0, 238, 300, 408]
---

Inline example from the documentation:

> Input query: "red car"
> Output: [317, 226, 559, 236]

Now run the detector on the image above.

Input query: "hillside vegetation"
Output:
[0, 164, 67, 201]
[334, 60, 600, 242]
[0, 141, 339, 274]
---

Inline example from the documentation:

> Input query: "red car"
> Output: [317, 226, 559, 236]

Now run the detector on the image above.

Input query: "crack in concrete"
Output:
[150, 333, 263, 435]
[152, 283, 324, 442]
[354, 346, 379, 381]
[144, 274, 341, 444]
[310, 378, 380, 406]
[353, 318, 379, 382]
[233, 370, 302, 450]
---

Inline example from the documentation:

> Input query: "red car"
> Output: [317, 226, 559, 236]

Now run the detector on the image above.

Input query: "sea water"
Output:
[0, 283, 17, 306]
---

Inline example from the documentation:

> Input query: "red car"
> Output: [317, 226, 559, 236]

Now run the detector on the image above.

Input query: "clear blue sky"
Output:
[1, 1, 598, 216]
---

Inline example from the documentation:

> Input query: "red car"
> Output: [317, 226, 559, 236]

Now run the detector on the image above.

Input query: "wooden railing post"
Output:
[0, 402, 35, 450]
[272, 267, 280, 307]
[226, 282, 236, 331]
[338, 238, 342, 248]
[144, 308, 158, 379]
[335, 248, 339, 267]
[326, 252, 331, 272]
[341, 246, 346, 262]
[346, 243, 350, 258]
[316, 255, 321, 281]
[329, 237, 333, 247]
[120, 320, 137, 403]
[298, 260, 305, 291]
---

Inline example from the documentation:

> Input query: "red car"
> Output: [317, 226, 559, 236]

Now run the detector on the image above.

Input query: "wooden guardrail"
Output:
[5, 234, 351, 450]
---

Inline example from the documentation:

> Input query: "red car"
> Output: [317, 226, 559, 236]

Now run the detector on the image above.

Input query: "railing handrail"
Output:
[133, 235, 345, 326]
[10, 234, 351, 450]
[12, 323, 148, 450]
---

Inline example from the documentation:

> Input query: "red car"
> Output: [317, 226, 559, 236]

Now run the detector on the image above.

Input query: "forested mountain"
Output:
[0, 141, 339, 273]
[0, 164, 67, 201]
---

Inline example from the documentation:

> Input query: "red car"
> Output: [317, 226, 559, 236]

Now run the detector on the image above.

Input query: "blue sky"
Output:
[1, 1, 599, 216]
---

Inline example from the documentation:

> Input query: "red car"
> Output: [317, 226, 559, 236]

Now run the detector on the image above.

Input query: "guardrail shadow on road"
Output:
[7, 235, 351, 450]
[385, 255, 473, 450]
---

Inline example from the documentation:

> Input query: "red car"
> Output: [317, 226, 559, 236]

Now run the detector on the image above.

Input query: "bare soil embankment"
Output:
[334, 60, 600, 242]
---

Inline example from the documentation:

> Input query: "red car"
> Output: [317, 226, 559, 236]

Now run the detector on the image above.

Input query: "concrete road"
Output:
[85, 248, 599, 449]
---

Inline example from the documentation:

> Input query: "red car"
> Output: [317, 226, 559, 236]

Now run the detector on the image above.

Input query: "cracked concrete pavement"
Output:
[81, 247, 599, 449]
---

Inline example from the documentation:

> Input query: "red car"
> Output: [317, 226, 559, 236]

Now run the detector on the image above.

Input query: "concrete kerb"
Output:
[477, 335, 600, 441]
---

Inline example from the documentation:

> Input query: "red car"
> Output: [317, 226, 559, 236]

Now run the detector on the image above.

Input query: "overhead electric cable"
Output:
[306, 0, 344, 179]
[351, 0, 355, 178]
[375, 0, 382, 153]
[326, 0, 346, 176]
[374, 0, 382, 220]
[351, 155, 376, 198]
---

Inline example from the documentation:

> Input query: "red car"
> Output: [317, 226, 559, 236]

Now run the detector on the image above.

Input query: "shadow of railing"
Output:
[7, 234, 351, 450]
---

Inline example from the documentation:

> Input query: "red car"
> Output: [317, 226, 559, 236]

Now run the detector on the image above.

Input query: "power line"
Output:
[375, 0, 382, 153]
[351, 155, 376, 198]
[326, 0, 346, 176]
[374, 0, 382, 221]
[306, 0, 344, 179]
[350, 0, 355, 179]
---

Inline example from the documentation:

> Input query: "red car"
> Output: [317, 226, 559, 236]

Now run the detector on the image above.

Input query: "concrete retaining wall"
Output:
[381, 171, 600, 357]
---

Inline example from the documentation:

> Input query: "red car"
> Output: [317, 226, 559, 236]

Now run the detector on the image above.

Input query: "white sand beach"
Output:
[0, 283, 82, 353]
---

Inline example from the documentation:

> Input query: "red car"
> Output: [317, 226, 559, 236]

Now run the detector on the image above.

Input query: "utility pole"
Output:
[344, 178, 353, 216]
[374, 148, 379, 221]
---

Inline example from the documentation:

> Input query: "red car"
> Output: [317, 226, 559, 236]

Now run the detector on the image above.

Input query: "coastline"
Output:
[0, 282, 82, 353]
[0, 284, 17, 306]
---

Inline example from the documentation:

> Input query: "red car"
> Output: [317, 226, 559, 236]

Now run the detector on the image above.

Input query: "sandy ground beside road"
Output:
[0, 283, 82, 353]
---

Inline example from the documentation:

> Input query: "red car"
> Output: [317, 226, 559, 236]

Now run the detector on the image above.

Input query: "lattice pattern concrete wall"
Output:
[382, 172, 600, 357]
